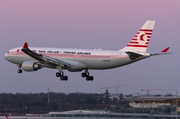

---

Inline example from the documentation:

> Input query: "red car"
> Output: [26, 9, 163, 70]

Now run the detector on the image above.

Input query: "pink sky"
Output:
[0, 0, 180, 94]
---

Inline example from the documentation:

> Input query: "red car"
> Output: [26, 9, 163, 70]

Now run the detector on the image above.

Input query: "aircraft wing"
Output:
[21, 42, 71, 67]
[150, 47, 172, 56]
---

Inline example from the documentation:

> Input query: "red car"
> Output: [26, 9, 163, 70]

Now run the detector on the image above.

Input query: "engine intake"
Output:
[22, 61, 41, 71]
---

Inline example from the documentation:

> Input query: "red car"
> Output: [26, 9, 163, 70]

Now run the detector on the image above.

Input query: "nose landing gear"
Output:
[17, 69, 22, 73]
[17, 64, 22, 73]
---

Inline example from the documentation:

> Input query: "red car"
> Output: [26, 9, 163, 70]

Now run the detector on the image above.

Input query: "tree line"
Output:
[0, 92, 126, 115]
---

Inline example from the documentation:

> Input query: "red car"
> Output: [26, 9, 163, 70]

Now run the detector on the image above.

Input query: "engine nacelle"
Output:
[22, 61, 41, 71]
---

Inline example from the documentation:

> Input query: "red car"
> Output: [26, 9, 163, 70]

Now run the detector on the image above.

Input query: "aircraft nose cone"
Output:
[4, 53, 9, 61]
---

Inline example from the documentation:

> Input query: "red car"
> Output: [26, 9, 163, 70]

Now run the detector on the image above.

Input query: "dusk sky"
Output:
[0, 0, 180, 95]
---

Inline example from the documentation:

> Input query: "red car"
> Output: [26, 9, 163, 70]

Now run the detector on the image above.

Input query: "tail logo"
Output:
[120, 20, 155, 52]
[137, 32, 148, 45]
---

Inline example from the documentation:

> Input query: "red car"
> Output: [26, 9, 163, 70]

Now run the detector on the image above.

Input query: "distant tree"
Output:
[85, 98, 97, 104]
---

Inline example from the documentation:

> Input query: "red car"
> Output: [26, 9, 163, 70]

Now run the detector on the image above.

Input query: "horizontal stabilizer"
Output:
[150, 47, 172, 56]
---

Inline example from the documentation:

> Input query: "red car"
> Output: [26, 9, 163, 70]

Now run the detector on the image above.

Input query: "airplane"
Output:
[4, 20, 171, 81]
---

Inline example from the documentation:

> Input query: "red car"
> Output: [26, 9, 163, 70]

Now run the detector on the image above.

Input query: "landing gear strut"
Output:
[56, 71, 68, 81]
[17, 64, 22, 73]
[82, 70, 94, 81]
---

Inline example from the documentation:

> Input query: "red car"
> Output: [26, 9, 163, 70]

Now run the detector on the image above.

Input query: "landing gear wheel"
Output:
[17, 69, 22, 73]
[89, 76, 94, 81]
[56, 72, 61, 77]
[86, 76, 94, 81]
[64, 76, 68, 81]
[86, 76, 90, 81]
[60, 76, 68, 81]
[60, 76, 64, 81]
[86, 72, 89, 76]
[82, 73, 86, 77]
[82, 70, 89, 77]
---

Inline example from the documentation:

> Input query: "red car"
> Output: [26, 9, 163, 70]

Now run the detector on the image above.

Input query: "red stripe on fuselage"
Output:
[7, 52, 126, 59]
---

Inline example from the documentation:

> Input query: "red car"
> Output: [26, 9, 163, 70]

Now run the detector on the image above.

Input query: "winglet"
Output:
[23, 42, 28, 49]
[161, 47, 170, 52]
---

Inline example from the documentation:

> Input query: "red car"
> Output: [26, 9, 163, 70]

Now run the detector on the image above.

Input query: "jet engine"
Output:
[22, 61, 41, 71]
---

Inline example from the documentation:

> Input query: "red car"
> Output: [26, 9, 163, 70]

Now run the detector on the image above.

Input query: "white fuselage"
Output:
[4, 47, 150, 72]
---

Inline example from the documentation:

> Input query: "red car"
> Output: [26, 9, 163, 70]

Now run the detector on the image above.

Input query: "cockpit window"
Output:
[7, 51, 9, 53]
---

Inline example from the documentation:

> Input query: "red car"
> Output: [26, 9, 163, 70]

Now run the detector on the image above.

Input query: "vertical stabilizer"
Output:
[120, 20, 155, 53]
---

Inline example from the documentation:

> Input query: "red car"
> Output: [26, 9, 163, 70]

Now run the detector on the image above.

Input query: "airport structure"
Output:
[1, 93, 180, 119]
[38, 94, 180, 119]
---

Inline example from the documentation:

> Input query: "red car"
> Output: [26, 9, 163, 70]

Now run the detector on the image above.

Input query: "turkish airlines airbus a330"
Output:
[4, 21, 170, 81]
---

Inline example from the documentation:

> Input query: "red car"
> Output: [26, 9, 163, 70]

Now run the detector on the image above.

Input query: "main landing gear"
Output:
[81, 70, 94, 81]
[56, 72, 68, 81]
[56, 70, 94, 81]
[17, 64, 22, 73]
